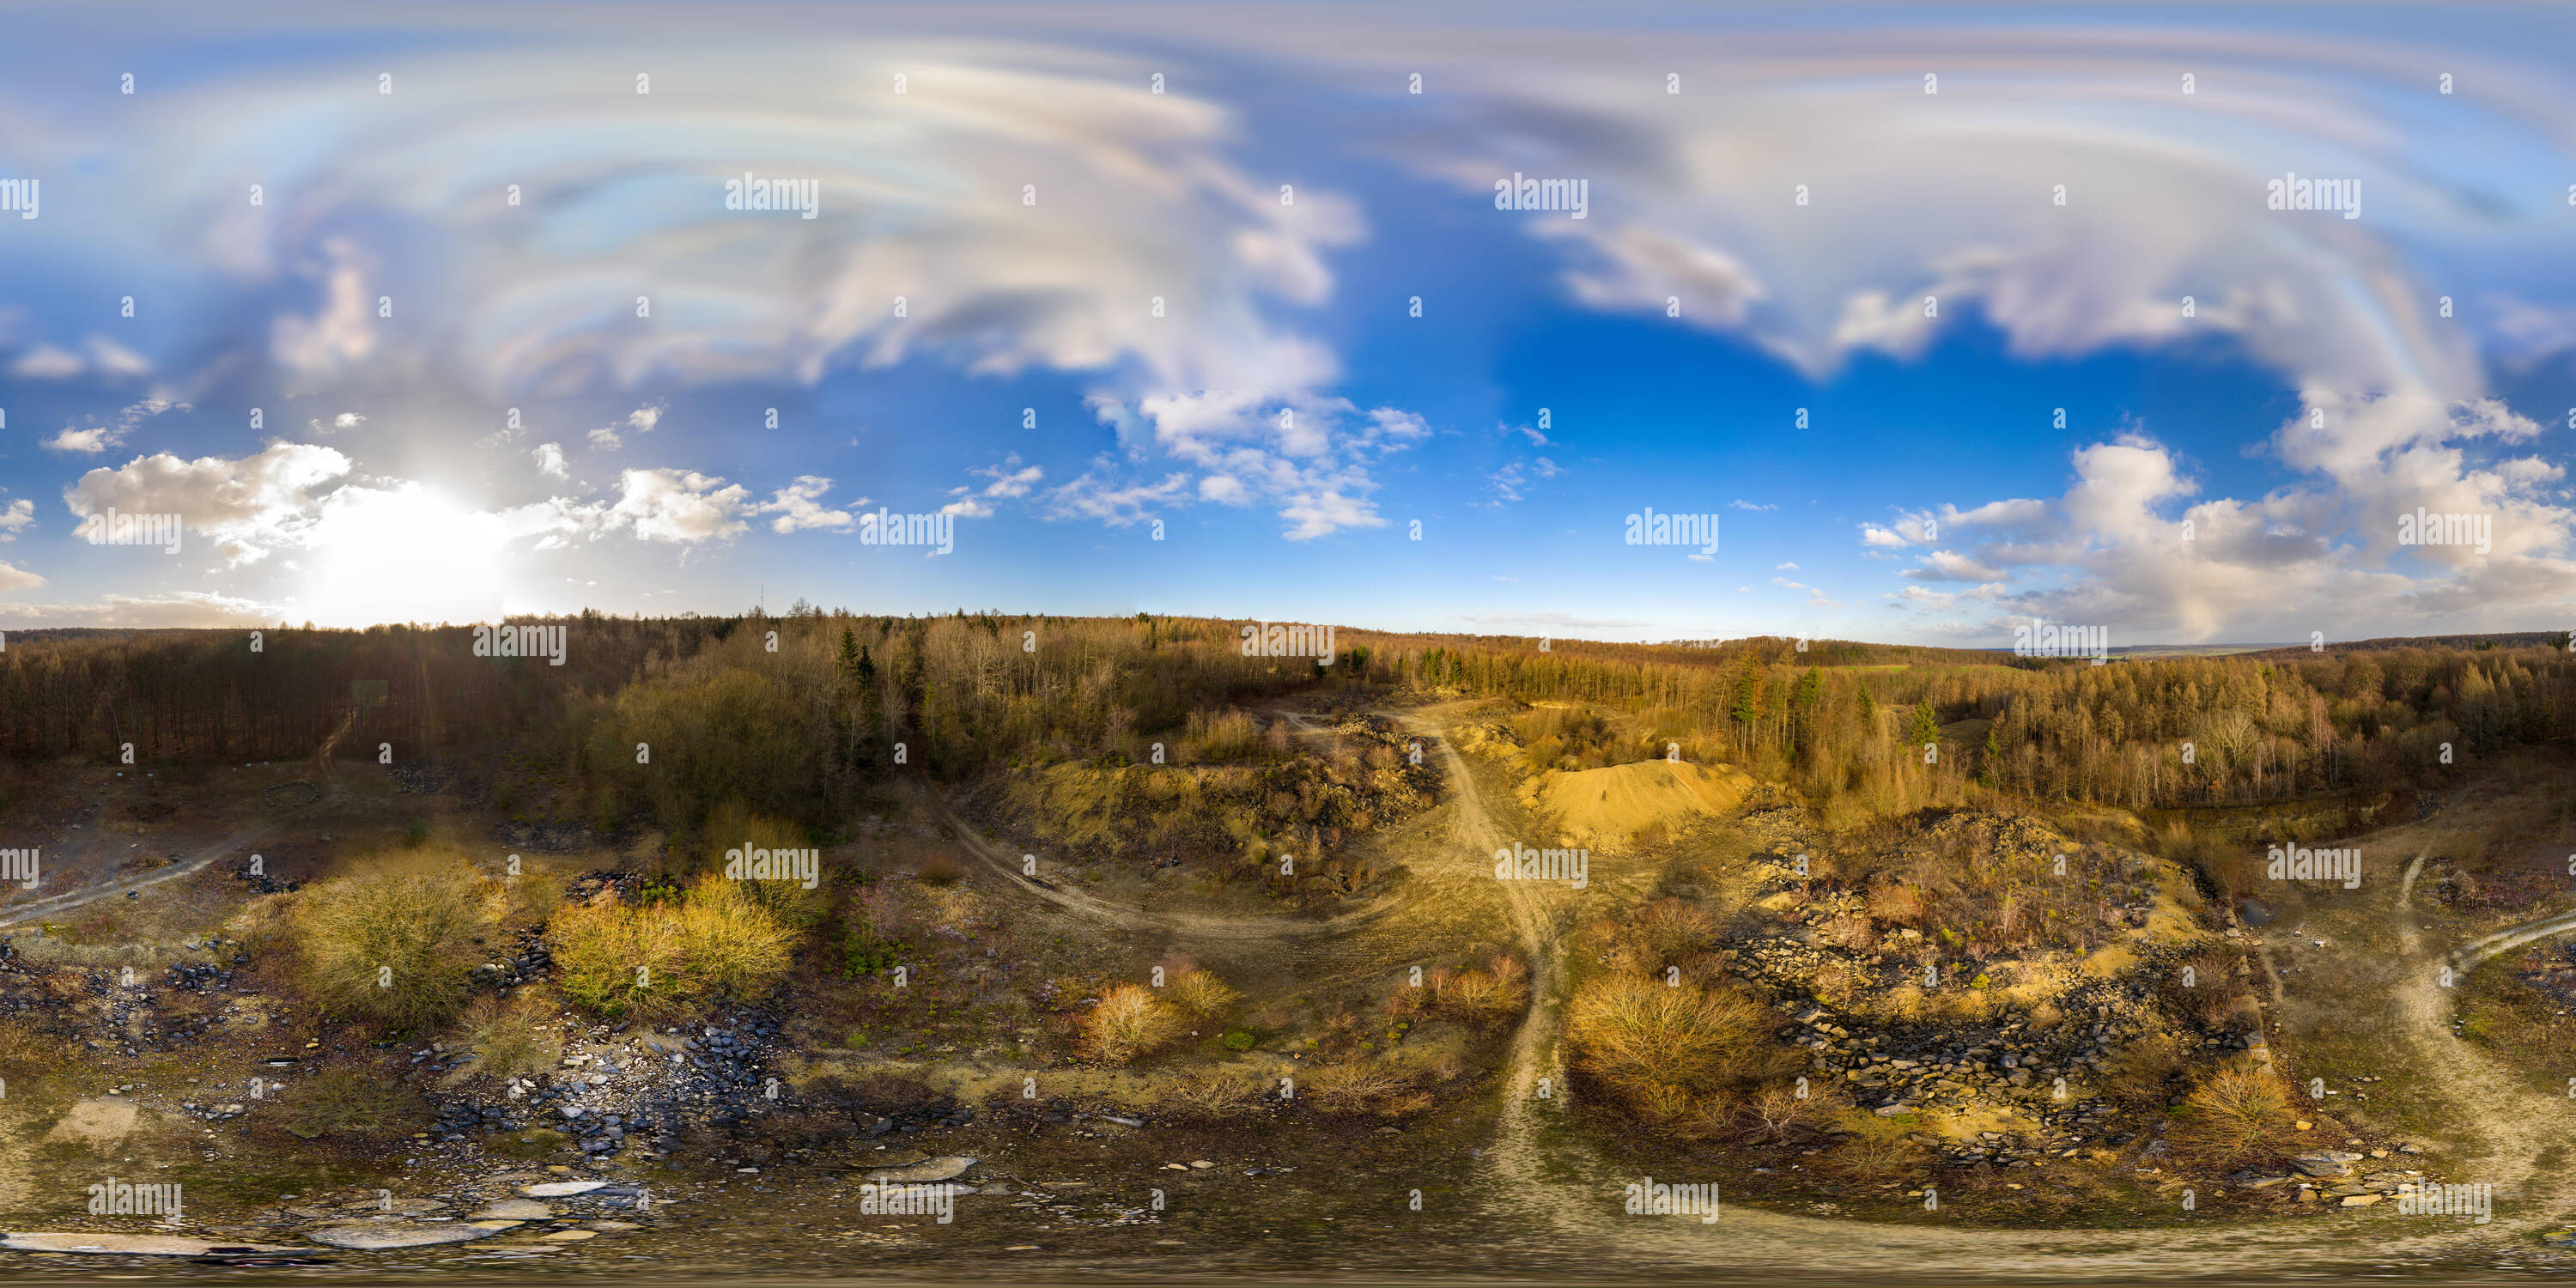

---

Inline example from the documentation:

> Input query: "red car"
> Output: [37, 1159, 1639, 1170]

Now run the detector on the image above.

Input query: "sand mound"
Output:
[1537, 760, 1754, 846]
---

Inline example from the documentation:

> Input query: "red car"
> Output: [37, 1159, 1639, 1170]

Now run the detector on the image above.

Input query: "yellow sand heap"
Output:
[1537, 759, 1754, 847]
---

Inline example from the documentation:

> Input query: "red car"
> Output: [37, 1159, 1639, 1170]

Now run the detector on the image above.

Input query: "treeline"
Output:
[1337, 635, 2576, 812]
[7, 613, 2568, 831]
[0, 611, 1334, 835]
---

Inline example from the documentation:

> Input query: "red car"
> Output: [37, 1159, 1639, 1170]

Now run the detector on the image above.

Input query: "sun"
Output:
[299, 484, 512, 628]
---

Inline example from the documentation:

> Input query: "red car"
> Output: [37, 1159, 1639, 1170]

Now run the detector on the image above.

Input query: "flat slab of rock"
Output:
[471, 1199, 557, 1220]
[519, 1180, 609, 1197]
[1, 1233, 304, 1257]
[307, 1222, 504, 1250]
[866, 1155, 978, 1183]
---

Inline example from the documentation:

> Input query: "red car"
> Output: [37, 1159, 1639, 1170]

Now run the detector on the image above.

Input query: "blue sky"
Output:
[1, 3, 2573, 645]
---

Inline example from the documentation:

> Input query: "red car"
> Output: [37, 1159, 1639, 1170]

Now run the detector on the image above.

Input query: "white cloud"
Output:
[1042, 465, 1192, 526]
[6, 336, 151, 381]
[532, 442, 568, 479]
[587, 427, 623, 452]
[0, 591, 284, 628]
[270, 239, 378, 379]
[1904, 550, 2008, 583]
[1870, 398, 2576, 641]
[8, 344, 83, 380]
[1075, 391, 1428, 538]
[1730, 500, 1776, 512]
[1860, 525, 1909, 550]
[1775, 562, 1798, 570]
[757, 476, 854, 532]
[605, 468, 749, 544]
[64, 442, 353, 565]
[43, 398, 185, 454]
[45, 426, 117, 454]
[0, 560, 44, 594]
[0, 499, 32, 540]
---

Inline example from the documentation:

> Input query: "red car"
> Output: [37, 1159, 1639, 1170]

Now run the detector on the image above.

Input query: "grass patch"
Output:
[284, 1066, 431, 1140]
[550, 874, 795, 1020]
[287, 870, 495, 1029]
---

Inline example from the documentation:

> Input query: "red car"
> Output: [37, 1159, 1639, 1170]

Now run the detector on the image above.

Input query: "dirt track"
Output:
[927, 702, 2576, 1275]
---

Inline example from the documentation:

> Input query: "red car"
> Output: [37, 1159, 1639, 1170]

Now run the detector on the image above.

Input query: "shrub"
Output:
[551, 875, 793, 1019]
[1079, 985, 1184, 1064]
[286, 1066, 430, 1139]
[1437, 954, 1530, 1029]
[1303, 1060, 1431, 1116]
[2169, 1065, 2299, 1167]
[1823, 1117, 1931, 1183]
[702, 799, 830, 930]
[289, 871, 494, 1029]
[1161, 1072, 1266, 1121]
[1567, 973, 1791, 1120]
[1737, 1080, 1837, 1144]
[916, 852, 962, 887]
[1167, 969, 1240, 1021]
[451, 996, 559, 1083]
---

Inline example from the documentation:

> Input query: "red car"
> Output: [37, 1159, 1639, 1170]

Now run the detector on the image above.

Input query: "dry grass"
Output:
[1823, 1115, 1932, 1183]
[1159, 1072, 1267, 1121]
[284, 1066, 431, 1140]
[1737, 1080, 1838, 1144]
[1078, 985, 1185, 1064]
[287, 870, 495, 1030]
[2102, 1031, 2191, 1110]
[448, 996, 561, 1083]
[1166, 969, 1240, 1021]
[2168, 1064, 2300, 1168]
[1436, 954, 1530, 1029]
[0, 1018, 61, 1080]
[1568, 972, 1793, 1122]
[1303, 1060, 1431, 1116]
[1590, 899, 1721, 976]
[702, 800, 832, 929]
[551, 874, 794, 1019]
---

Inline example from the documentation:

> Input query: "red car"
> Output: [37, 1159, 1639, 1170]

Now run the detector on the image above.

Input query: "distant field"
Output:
[2106, 643, 2300, 658]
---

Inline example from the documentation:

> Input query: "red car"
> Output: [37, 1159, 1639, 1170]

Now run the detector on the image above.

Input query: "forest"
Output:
[3, 615, 2567, 840]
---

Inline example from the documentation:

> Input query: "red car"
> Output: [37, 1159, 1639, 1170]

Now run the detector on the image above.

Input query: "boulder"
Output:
[865, 1155, 979, 1183]
[307, 1222, 505, 1250]
[0, 1233, 303, 1257]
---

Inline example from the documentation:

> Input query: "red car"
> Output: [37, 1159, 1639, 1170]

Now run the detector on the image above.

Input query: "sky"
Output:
[1, 1, 2572, 647]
